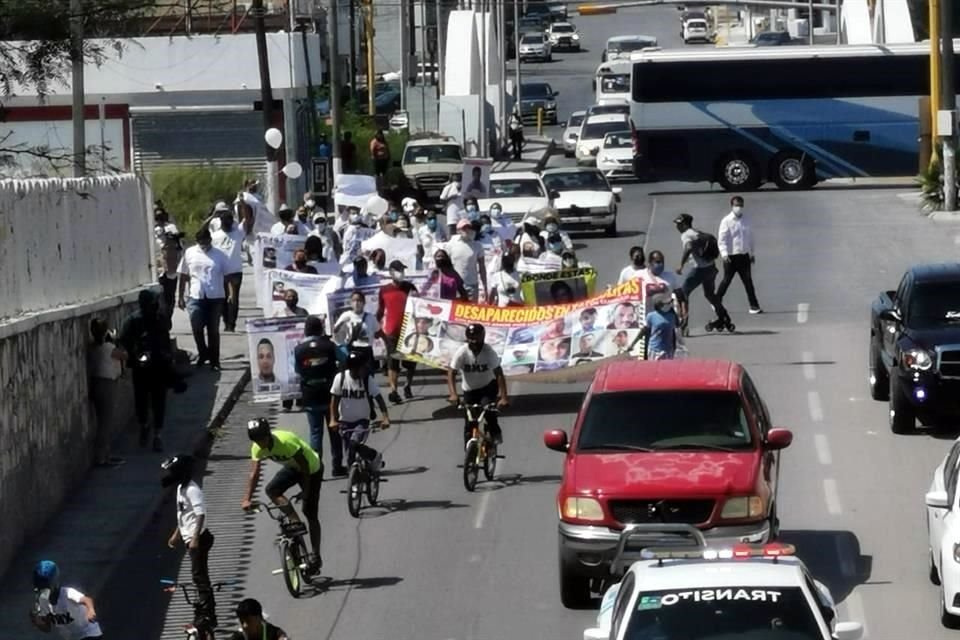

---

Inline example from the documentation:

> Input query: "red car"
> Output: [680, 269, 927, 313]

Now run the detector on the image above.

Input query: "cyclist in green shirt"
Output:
[241, 418, 323, 574]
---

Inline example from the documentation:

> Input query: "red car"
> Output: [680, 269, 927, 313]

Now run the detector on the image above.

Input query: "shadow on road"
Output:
[476, 473, 563, 491]
[779, 529, 873, 603]
[379, 465, 429, 477]
[354, 499, 469, 518]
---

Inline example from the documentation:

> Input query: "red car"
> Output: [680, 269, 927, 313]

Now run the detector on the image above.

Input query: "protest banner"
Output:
[332, 174, 378, 214]
[461, 158, 493, 199]
[517, 254, 563, 274]
[267, 270, 337, 319]
[254, 233, 304, 310]
[247, 318, 305, 402]
[361, 233, 419, 268]
[520, 267, 598, 306]
[340, 226, 377, 265]
[397, 279, 646, 381]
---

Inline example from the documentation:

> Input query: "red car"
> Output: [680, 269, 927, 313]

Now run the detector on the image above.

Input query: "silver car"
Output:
[562, 111, 586, 158]
[519, 33, 553, 63]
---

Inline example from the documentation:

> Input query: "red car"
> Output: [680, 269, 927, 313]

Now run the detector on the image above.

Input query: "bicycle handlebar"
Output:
[245, 493, 303, 520]
[458, 402, 500, 412]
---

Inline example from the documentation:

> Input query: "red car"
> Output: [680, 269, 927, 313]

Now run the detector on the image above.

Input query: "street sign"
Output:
[311, 157, 330, 196]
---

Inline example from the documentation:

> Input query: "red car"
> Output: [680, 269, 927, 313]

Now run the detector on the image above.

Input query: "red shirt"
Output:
[378, 281, 417, 337]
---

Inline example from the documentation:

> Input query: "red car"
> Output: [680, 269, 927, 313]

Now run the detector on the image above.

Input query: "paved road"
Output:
[99, 8, 960, 640]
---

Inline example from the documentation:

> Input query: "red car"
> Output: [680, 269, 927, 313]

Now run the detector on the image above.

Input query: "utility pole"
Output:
[253, 0, 279, 212]
[931, 0, 942, 143]
[941, 0, 956, 210]
[498, 0, 507, 157]
[363, 0, 375, 116]
[399, 0, 409, 110]
[513, 0, 522, 119]
[436, 0, 446, 96]
[70, 0, 86, 177]
[330, 0, 343, 179]
[478, 0, 487, 156]
[349, 0, 358, 100]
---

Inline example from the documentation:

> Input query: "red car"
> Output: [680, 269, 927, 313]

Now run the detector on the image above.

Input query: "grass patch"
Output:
[149, 165, 247, 238]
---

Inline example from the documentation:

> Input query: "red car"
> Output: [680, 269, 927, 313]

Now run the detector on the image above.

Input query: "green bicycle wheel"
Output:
[280, 538, 304, 598]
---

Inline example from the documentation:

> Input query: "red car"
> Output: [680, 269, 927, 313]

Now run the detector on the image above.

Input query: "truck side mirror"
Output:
[879, 308, 902, 323]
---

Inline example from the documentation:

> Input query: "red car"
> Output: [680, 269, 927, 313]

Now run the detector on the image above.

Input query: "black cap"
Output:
[673, 213, 693, 225]
[388, 259, 407, 271]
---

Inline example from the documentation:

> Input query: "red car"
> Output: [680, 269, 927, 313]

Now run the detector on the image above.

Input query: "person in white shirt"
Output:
[87, 318, 127, 467]
[539, 212, 573, 252]
[271, 204, 309, 236]
[337, 256, 381, 290]
[447, 219, 487, 301]
[440, 178, 463, 234]
[642, 249, 688, 331]
[162, 454, 217, 627]
[309, 211, 342, 260]
[488, 252, 524, 306]
[329, 351, 391, 470]
[488, 202, 517, 246]
[241, 179, 278, 236]
[340, 210, 372, 266]
[477, 213, 504, 275]
[417, 211, 448, 270]
[154, 207, 183, 316]
[617, 246, 646, 284]
[333, 289, 382, 363]
[517, 215, 544, 255]
[211, 206, 250, 332]
[716, 195, 762, 314]
[446, 324, 510, 445]
[31, 561, 103, 640]
[177, 228, 236, 370]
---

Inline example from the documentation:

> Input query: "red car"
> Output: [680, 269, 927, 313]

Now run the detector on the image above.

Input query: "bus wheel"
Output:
[771, 151, 814, 190]
[716, 152, 760, 191]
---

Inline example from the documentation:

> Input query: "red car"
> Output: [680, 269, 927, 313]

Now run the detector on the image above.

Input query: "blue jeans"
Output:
[680, 265, 727, 321]
[304, 404, 329, 460]
[186, 298, 224, 365]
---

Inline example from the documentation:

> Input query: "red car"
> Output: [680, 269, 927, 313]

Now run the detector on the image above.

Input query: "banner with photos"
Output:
[247, 318, 306, 402]
[325, 271, 435, 336]
[396, 279, 646, 381]
[254, 233, 304, 310]
[266, 270, 337, 319]
[520, 267, 598, 306]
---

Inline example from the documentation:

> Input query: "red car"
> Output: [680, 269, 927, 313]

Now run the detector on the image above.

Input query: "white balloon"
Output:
[281, 162, 303, 179]
[264, 128, 283, 149]
[365, 194, 388, 217]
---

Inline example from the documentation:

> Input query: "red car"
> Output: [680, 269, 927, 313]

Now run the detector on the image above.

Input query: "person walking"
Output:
[120, 289, 175, 452]
[161, 454, 216, 629]
[154, 207, 183, 318]
[673, 213, 731, 331]
[294, 316, 340, 474]
[432, 249, 470, 301]
[716, 195, 762, 314]
[370, 129, 391, 185]
[641, 293, 680, 360]
[617, 246, 646, 284]
[210, 205, 250, 333]
[333, 290, 381, 366]
[87, 318, 126, 467]
[30, 561, 104, 640]
[377, 261, 418, 404]
[508, 107, 524, 160]
[177, 228, 236, 372]
[448, 219, 487, 302]
[341, 131, 357, 174]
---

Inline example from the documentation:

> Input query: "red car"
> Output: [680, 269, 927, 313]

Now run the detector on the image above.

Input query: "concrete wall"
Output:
[0, 176, 153, 320]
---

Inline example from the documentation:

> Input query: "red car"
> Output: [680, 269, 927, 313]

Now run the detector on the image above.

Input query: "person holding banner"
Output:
[488, 253, 524, 307]
[273, 289, 309, 318]
[447, 324, 510, 446]
[309, 212, 342, 260]
[618, 246, 647, 285]
[417, 212, 448, 270]
[448, 219, 487, 302]
[333, 290, 381, 365]
[339, 256, 380, 290]
[541, 212, 574, 252]
[377, 261, 419, 404]
[284, 249, 319, 274]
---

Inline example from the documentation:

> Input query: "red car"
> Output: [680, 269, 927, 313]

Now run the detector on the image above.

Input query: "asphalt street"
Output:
[98, 7, 960, 640]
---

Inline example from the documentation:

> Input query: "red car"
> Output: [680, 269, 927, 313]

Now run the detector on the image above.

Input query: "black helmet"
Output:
[160, 454, 194, 487]
[465, 323, 485, 343]
[346, 350, 367, 368]
[247, 417, 272, 442]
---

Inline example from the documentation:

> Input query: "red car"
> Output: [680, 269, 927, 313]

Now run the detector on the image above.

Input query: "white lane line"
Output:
[474, 491, 491, 529]
[823, 478, 843, 515]
[797, 303, 810, 324]
[844, 591, 869, 638]
[954, 234, 960, 246]
[807, 391, 823, 422]
[813, 434, 832, 466]
[801, 350, 816, 380]
[642, 198, 657, 252]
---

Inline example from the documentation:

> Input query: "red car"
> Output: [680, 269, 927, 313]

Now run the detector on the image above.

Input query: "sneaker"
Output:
[332, 465, 348, 478]
[388, 391, 403, 404]
[139, 426, 149, 448]
[749, 307, 763, 315]
[306, 555, 323, 576]
[403, 385, 414, 400]
[152, 435, 164, 452]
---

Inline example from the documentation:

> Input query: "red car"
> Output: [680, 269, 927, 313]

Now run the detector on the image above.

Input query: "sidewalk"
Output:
[0, 265, 256, 635]
[492, 135, 556, 173]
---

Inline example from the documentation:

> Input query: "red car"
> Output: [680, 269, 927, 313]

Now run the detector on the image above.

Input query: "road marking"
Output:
[801, 351, 816, 380]
[813, 434, 832, 466]
[844, 590, 869, 638]
[807, 391, 823, 422]
[642, 198, 657, 252]
[474, 491, 491, 529]
[823, 478, 843, 515]
[954, 234, 960, 246]
[797, 303, 809, 323]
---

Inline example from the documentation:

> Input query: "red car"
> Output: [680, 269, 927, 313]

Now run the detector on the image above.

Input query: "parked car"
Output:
[401, 136, 463, 204]
[561, 110, 586, 157]
[547, 22, 581, 51]
[596, 130, 638, 181]
[544, 359, 793, 607]
[575, 113, 634, 165]
[519, 32, 553, 62]
[601, 34, 658, 62]
[540, 167, 620, 236]
[476, 171, 557, 222]
[518, 14, 549, 37]
[751, 30, 795, 45]
[925, 435, 960, 627]
[586, 99, 630, 117]
[518, 82, 559, 124]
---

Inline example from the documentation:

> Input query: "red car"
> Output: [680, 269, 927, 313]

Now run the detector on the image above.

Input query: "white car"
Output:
[602, 34, 659, 62]
[683, 18, 712, 43]
[596, 131, 637, 180]
[547, 21, 581, 51]
[541, 167, 620, 236]
[519, 32, 553, 62]
[476, 171, 555, 223]
[583, 526, 864, 640]
[926, 436, 960, 626]
[586, 99, 631, 117]
[562, 111, 586, 157]
[575, 113, 634, 166]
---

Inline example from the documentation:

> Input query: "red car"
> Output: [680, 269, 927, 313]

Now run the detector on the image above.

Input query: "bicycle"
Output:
[460, 402, 503, 492]
[340, 420, 386, 518]
[247, 494, 317, 598]
[159, 579, 235, 639]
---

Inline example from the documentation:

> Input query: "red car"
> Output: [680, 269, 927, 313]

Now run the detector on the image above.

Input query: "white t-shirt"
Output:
[417, 225, 448, 265]
[176, 480, 206, 543]
[450, 343, 501, 391]
[211, 226, 245, 275]
[88, 343, 121, 380]
[493, 269, 523, 307]
[242, 191, 277, 236]
[177, 245, 229, 300]
[35, 587, 102, 640]
[333, 310, 380, 348]
[447, 236, 483, 288]
[331, 371, 380, 423]
[618, 264, 645, 285]
[270, 220, 310, 236]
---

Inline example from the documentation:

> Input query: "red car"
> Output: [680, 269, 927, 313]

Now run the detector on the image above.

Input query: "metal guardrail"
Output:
[610, 523, 707, 576]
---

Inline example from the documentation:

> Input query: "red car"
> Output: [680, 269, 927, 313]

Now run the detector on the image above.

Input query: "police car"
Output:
[582, 524, 863, 640]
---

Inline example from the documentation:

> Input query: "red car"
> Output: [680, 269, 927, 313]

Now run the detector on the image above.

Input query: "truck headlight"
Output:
[547, 101, 556, 110]
[901, 349, 933, 371]
[561, 497, 605, 521]
[721, 496, 765, 519]
[573, 33, 581, 40]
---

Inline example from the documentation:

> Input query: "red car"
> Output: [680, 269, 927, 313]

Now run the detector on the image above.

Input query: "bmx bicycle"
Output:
[339, 420, 387, 518]
[159, 578, 235, 639]
[461, 402, 504, 492]
[247, 493, 318, 598]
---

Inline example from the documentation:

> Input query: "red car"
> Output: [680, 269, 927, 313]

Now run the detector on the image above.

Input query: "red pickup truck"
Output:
[544, 359, 793, 608]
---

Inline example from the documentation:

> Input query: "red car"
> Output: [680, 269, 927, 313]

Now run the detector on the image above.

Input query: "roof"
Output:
[584, 113, 630, 124]
[490, 171, 541, 179]
[607, 34, 658, 43]
[542, 167, 603, 175]
[405, 137, 458, 147]
[629, 557, 806, 590]
[909, 263, 960, 284]
[569, 110, 587, 116]
[633, 41, 950, 65]
[592, 359, 742, 393]
[552, 21, 575, 28]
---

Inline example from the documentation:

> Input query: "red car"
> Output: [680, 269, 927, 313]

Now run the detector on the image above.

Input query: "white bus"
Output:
[594, 59, 632, 104]
[628, 43, 958, 190]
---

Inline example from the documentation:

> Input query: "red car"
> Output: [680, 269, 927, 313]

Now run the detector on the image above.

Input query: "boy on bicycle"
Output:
[330, 350, 391, 469]
[447, 323, 510, 446]
[240, 418, 323, 574]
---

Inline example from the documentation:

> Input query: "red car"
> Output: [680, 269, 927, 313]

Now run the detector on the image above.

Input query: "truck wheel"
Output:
[869, 341, 890, 401]
[771, 150, 815, 190]
[889, 375, 916, 434]
[559, 559, 592, 609]
[716, 152, 760, 191]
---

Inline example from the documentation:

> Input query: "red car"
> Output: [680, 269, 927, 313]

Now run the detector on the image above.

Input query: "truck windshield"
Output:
[909, 282, 960, 328]
[623, 587, 822, 639]
[576, 391, 753, 451]
[403, 145, 462, 164]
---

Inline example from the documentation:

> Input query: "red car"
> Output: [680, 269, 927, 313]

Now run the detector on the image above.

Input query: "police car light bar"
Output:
[640, 542, 796, 561]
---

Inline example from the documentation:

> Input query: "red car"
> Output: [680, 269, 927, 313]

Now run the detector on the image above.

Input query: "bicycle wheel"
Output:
[347, 464, 364, 517]
[279, 538, 304, 598]
[365, 465, 381, 505]
[463, 440, 479, 492]
[483, 439, 498, 481]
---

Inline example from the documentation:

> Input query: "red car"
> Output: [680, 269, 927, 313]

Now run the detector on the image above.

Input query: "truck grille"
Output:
[939, 348, 960, 379]
[414, 173, 451, 192]
[608, 499, 714, 525]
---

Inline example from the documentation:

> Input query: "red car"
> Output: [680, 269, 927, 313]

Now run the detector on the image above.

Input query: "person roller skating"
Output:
[673, 213, 733, 334]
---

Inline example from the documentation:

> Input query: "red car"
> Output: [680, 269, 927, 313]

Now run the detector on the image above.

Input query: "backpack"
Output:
[691, 229, 720, 262]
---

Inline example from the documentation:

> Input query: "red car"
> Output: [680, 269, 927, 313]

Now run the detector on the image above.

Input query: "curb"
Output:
[87, 367, 251, 598]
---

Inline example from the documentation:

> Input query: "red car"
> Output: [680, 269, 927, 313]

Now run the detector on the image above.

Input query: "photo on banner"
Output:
[247, 317, 306, 402]
[254, 233, 305, 311]
[461, 158, 493, 199]
[520, 267, 598, 306]
[361, 233, 419, 268]
[267, 270, 335, 320]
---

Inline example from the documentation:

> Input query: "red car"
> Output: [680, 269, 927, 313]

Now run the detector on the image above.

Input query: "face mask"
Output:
[632, 255, 643, 267]
[546, 223, 559, 233]
[481, 223, 492, 234]
[461, 230, 475, 241]
[306, 199, 316, 208]
[286, 299, 298, 310]
[315, 220, 326, 231]
[650, 262, 665, 276]
[491, 208, 503, 218]
[467, 210, 480, 222]
[562, 258, 576, 268]
[349, 213, 361, 224]
[426, 219, 438, 231]
[549, 242, 563, 253]
[388, 211, 400, 222]
[733, 206, 743, 217]
[390, 269, 403, 281]
[221, 216, 234, 231]
[351, 301, 364, 313]
[466, 204, 478, 213]
[436, 257, 451, 269]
